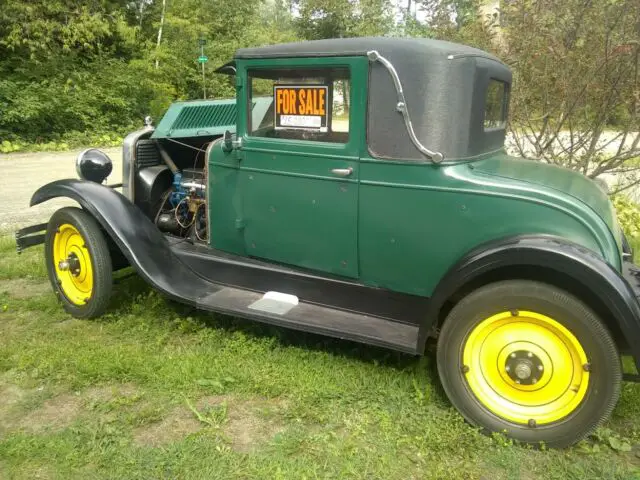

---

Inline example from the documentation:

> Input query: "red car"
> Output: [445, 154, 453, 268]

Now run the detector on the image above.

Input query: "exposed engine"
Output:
[155, 167, 208, 241]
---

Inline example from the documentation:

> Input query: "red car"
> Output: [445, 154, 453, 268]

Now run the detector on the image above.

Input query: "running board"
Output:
[198, 287, 420, 354]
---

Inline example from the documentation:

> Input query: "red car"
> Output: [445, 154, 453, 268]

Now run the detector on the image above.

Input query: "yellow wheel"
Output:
[463, 311, 589, 426]
[45, 207, 112, 318]
[52, 223, 94, 305]
[437, 280, 621, 448]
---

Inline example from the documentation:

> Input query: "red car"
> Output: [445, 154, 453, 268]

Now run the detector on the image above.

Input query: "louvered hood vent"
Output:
[151, 97, 272, 139]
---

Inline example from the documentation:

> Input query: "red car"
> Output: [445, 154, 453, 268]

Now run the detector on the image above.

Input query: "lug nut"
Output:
[532, 378, 537, 384]
[510, 353, 516, 359]
[505, 366, 511, 372]
[527, 352, 533, 358]
[538, 365, 543, 371]
[528, 419, 537, 428]
[461, 365, 470, 374]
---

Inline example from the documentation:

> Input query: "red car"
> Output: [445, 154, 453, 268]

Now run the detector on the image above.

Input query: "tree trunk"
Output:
[343, 80, 350, 115]
[155, 0, 167, 70]
[139, 1, 145, 29]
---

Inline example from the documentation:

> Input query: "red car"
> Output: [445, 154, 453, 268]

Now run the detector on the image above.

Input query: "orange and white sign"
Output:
[274, 85, 329, 131]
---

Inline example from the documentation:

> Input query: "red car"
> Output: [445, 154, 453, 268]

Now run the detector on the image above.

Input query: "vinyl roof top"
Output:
[234, 36, 505, 65]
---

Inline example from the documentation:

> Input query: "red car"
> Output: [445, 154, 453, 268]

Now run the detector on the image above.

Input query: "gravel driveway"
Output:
[0, 148, 122, 232]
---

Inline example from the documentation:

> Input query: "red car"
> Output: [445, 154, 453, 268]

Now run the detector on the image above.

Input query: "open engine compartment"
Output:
[132, 135, 214, 244]
[128, 97, 272, 244]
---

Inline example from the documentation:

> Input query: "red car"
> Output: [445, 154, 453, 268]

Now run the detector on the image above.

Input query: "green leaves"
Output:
[611, 195, 640, 239]
[609, 435, 632, 453]
[592, 427, 633, 453]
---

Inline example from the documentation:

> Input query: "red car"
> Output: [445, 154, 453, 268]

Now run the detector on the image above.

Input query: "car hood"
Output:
[470, 154, 620, 241]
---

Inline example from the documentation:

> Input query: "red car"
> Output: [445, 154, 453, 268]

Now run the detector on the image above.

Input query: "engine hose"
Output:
[195, 202, 208, 242]
[175, 198, 195, 229]
[155, 141, 179, 174]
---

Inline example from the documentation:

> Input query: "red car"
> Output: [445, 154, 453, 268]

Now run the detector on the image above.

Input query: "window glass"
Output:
[484, 79, 508, 130]
[249, 67, 350, 143]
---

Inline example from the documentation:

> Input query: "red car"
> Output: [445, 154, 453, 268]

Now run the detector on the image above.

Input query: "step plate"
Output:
[198, 287, 419, 353]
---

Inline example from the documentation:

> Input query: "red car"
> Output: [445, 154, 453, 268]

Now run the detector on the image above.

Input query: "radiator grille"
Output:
[135, 139, 160, 169]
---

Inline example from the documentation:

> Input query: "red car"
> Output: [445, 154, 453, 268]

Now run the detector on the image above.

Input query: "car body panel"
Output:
[472, 154, 621, 247]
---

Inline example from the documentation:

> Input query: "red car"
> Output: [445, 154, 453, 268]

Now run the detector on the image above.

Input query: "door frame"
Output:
[233, 55, 369, 278]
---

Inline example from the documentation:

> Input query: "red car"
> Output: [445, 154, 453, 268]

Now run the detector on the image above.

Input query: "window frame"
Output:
[484, 78, 509, 132]
[245, 65, 352, 145]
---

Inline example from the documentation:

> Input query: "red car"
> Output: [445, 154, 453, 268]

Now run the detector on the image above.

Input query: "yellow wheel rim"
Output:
[462, 311, 589, 426]
[52, 224, 93, 305]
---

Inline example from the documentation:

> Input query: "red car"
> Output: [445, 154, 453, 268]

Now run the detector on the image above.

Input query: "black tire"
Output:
[45, 207, 112, 318]
[437, 280, 621, 448]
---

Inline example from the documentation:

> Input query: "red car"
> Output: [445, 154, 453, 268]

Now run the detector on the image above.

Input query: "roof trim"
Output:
[233, 37, 505, 66]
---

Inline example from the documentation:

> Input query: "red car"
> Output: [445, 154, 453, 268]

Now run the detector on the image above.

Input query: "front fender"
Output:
[422, 235, 640, 370]
[31, 179, 213, 303]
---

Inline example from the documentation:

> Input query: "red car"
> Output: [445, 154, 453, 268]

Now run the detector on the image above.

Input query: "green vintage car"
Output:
[16, 37, 640, 447]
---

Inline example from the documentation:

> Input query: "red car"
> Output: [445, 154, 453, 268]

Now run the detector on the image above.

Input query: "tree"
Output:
[295, 0, 393, 40]
[500, 0, 640, 191]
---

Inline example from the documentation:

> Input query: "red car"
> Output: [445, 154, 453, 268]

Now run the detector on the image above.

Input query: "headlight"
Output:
[76, 148, 113, 183]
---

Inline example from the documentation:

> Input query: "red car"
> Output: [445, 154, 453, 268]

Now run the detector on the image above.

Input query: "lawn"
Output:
[1, 235, 640, 479]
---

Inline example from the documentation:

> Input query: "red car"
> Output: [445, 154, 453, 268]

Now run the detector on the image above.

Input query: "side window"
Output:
[248, 67, 350, 143]
[484, 79, 508, 130]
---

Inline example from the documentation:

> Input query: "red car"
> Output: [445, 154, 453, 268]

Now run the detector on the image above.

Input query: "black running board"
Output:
[197, 286, 420, 354]
[171, 239, 429, 326]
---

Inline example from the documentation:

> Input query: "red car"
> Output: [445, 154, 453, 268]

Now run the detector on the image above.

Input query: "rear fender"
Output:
[422, 235, 640, 371]
[31, 179, 212, 303]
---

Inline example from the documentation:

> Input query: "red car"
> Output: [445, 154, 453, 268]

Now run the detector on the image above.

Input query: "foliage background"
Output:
[0, 0, 638, 178]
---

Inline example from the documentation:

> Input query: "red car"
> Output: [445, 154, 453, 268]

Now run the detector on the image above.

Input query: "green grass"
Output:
[632, 236, 640, 264]
[1, 236, 640, 479]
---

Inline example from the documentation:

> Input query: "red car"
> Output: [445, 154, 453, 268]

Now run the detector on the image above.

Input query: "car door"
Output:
[238, 57, 364, 279]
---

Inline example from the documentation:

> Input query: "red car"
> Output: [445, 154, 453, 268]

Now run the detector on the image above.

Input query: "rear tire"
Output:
[437, 280, 621, 448]
[45, 207, 112, 318]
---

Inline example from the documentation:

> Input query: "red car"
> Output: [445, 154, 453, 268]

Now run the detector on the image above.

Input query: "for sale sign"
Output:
[274, 85, 329, 131]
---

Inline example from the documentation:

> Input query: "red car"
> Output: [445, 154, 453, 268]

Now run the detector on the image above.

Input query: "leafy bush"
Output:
[611, 195, 640, 238]
[0, 130, 126, 154]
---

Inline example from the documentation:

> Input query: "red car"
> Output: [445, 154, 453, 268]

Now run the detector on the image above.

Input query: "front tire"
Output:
[437, 280, 621, 448]
[45, 207, 112, 318]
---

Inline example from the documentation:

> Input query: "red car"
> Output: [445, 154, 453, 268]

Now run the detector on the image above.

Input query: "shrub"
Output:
[611, 195, 640, 238]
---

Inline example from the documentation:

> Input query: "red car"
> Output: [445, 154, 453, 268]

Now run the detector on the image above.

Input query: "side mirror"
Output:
[222, 130, 234, 152]
[76, 148, 113, 183]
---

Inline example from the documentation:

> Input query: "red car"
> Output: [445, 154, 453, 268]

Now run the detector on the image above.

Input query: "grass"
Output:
[1, 235, 640, 479]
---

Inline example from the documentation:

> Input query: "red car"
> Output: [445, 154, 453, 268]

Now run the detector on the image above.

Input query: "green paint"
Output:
[208, 55, 622, 298]
[151, 98, 272, 139]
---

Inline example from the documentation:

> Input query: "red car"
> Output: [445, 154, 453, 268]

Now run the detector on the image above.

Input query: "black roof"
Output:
[234, 37, 505, 66]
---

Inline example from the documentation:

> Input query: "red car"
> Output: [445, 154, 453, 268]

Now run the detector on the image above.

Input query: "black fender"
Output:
[31, 179, 214, 303]
[421, 235, 640, 370]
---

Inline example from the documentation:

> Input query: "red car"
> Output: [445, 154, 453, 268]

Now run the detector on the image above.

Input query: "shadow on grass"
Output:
[108, 269, 449, 403]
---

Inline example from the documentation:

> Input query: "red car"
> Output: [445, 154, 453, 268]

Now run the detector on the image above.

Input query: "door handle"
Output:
[330, 167, 353, 177]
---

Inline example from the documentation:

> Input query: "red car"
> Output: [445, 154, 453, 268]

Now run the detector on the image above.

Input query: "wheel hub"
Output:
[505, 350, 544, 385]
[58, 252, 81, 277]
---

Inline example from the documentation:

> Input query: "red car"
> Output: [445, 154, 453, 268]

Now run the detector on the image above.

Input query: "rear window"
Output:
[484, 79, 508, 130]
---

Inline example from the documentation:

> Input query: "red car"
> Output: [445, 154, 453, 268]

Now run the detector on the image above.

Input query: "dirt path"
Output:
[0, 148, 122, 232]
